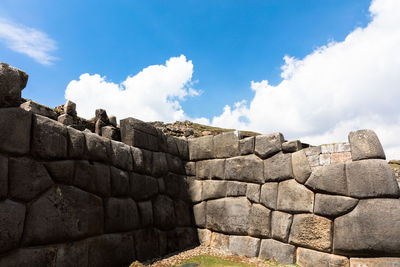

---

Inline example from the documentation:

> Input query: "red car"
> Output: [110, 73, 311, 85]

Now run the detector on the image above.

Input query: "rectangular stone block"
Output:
[255, 133, 284, 159]
[246, 183, 260, 203]
[137, 200, 153, 227]
[110, 140, 133, 171]
[210, 232, 229, 251]
[188, 135, 214, 160]
[264, 152, 294, 182]
[304, 146, 322, 156]
[104, 197, 140, 232]
[0, 108, 31, 155]
[249, 203, 271, 238]
[110, 166, 130, 196]
[240, 136, 255, 155]
[260, 182, 278, 210]
[202, 180, 227, 200]
[84, 131, 111, 163]
[321, 144, 335, 154]
[197, 159, 225, 179]
[225, 155, 264, 183]
[197, 228, 212, 246]
[20, 100, 57, 120]
[74, 161, 111, 197]
[120, 117, 158, 151]
[297, 247, 349, 267]
[188, 178, 202, 203]
[271, 211, 292, 242]
[226, 181, 247, 197]
[277, 179, 314, 213]
[67, 126, 85, 158]
[334, 142, 351, 153]
[282, 140, 302, 153]
[229, 235, 260, 257]
[258, 239, 296, 264]
[213, 131, 240, 158]
[193, 201, 206, 228]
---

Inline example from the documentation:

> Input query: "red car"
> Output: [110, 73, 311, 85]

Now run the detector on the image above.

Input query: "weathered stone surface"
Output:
[197, 228, 212, 246]
[0, 200, 25, 253]
[240, 136, 255, 155]
[21, 100, 57, 119]
[282, 140, 302, 153]
[101, 126, 120, 141]
[45, 160, 75, 184]
[193, 201, 207, 227]
[185, 161, 196, 176]
[331, 152, 352, 164]
[277, 179, 314, 213]
[166, 153, 184, 174]
[225, 155, 264, 183]
[164, 172, 188, 200]
[350, 258, 400, 267]
[56, 240, 89, 267]
[249, 204, 271, 238]
[229, 235, 260, 257]
[134, 228, 159, 261]
[88, 233, 134, 267]
[271, 211, 293, 242]
[0, 155, 7, 198]
[58, 114, 74, 125]
[349, 129, 385, 161]
[0, 108, 31, 155]
[130, 172, 158, 200]
[188, 135, 214, 160]
[166, 135, 180, 156]
[22, 185, 103, 245]
[153, 195, 176, 230]
[0, 247, 57, 267]
[9, 157, 54, 201]
[74, 161, 111, 197]
[197, 159, 225, 179]
[247, 183, 261, 202]
[84, 131, 111, 162]
[314, 194, 358, 217]
[255, 133, 284, 159]
[346, 159, 399, 198]
[292, 150, 312, 184]
[110, 141, 133, 171]
[64, 100, 77, 116]
[320, 153, 331, 165]
[297, 247, 349, 267]
[138, 200, 153, 226]
[67, 126, 85, 158]
[175, 200, 192, 226]
[206, 197, 250, 234]
[260, 182, 278, 210]
[142, 149, 153, 175]
[210, 232, 229, 251]
[109, 115, 117, 126]
[104, 197, 139, 232]
[131, 147, 144, 173]
[258, 239, 296, 264]
[305, 163, 347, 195]
[213, 131, 240, 158]
[152, 152, 168, 177]
[202, 180, 227, 200]
[110, 166, 130, 196]
[0, 63, 28, 107]
[188, 179, 202, 202]
[32, 115, 68, 159]
[121, 117, 158, 150]
[226, 181, 247, 197]
[264, 152, 293, 181]
[334, 198, 400, 255]
[305, 146, 322, 156]
[95, 109, 109, 123]
[289, 214, 332, 252]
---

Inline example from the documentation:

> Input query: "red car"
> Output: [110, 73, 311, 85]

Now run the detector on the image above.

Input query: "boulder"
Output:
[134, 228, 159, 261]
[74, 161, 111, 197]
[202, 180, 227, 200]
[260, 182, 278, 210]
[0, 247, 57, 267]
[67, 126, 85, 158]
[0, 200, 26, 253]
[44, 160, 75, 184]
[22, 185, 103, 245]
[120, 117, 158, 151]
[188, 135, 214, 160]
[137, 200, 153, 227]
[83, 131, 111, 162]
[196, 159, 225, 179]
[346, 159, 399, 198]
[314, 194, 358, 217]
[0, 155, 7, 198]
[282, 140, 302, 153]
[104, 197, 139, 232]
[305, 163, 347, 195]
[229, 236, 260, 257]
[152, 152, 168, 177]
[296, 247, 349, 267]
[292, 150, 312, 184]
[240, 136, 255, 155]
[226, 181, 247, 197]
[271, 211, 293, 242]
[193, 201, 207, 228]
[64, 100, 77, 116]
[110, 166, 130, 196]
[246, 183, 261, 202]
[248, 203, 271, 238]
[130, 172, 158, 200]
[348, 129, 385, 161]
[277, 179, 314, 213]
[206, 197, 250, 234]
[350, 258, 400, 267]
[95, 109, 110, 124]
[9, 157, 54, 201]
[20, 100, 57, 120]
[264, 152, 294, 181]
[225, 154, 264, 183]
[213, 131, 240, 158]
[258, 239, 296, 264]
[153, 195, 176, 230]
[255, 133, 284, 159]
[289, 214, 332, 252]
[0, 108, 31, 155]
[0, 63, 28, 107]
[334, 198, 400, 255]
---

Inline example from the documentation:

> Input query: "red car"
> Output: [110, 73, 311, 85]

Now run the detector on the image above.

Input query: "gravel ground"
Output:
[129, 246, 282, 267]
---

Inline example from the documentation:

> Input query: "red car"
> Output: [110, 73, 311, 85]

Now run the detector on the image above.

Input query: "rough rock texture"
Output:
[248, 204, 271, 238]
[254, 133, 284, 159]
[277, 179, 314, 213]
[314, 194, 358, 217]
[104, 197, 139, 232]
[0, 200, 26, 253]
[130, 172, 158, 200]
[84, 131, 111, 162]
[264, 152, 293, 181]
[306, 163, 347, 195]
[282, 140, 302, 153]
[120, 117, 158, 151]
[74, 161, 111, 197]
[196, 159, 225, 179]
[260, 182, 278, 210]
[224, 155, 264, 183]
[246, 183, 260, 203]
[226, 181, 247, 197]
[188, 179, 202, 202]
[0, 63, 28, 107]
[334, 198, 400, 255]
[110, 166, 130, 196]
[258, 239, 296, 264]
[297, 247, 349, 267]
[271, 211, 293, 242]
[350, 258, 400, 267]
[110, 141, 133, 171]
[292, 150, 312, 184]
[20, 100, 58, 120]
[202, 180, 227, 200]
[153, 195, 176, 230]
[45, 160, 75, 184]
[228, 235, 260, 257]
[349, 129, 385, 161]
[240, 136, 255, 155]
[213, 131, 239, 158]
[67, 126, 85, 158]
[188, 135, 214, 160]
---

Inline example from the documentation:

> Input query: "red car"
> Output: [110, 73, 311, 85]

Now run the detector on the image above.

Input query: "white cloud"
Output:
[65, 55, 200, 123]
[210, 0, 400, 159]
[0, 18, 57, 65]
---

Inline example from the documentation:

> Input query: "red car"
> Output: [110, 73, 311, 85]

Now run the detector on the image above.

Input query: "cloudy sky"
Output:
[1, 0, 400, 159]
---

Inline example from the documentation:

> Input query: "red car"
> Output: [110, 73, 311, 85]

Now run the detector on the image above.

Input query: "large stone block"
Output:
[188, 178, 202, 203]
[225, 154, 264, 183]
[142, 148, 153, 175]
[164, 172, 188, 200]
[314, 194, 358, 217]
[282, 140, 302, 153]
[292, 150, 312, 184]
[271, 211, 293, 242]
[0, 199, 26, 253]
[167, 227, 198, 253]
[255, 133, 284, 159]
[196, 159, 225, 179]
[174, 200, 192, 226]
[289, 214, 332, 252]
[101, 125, 120, 141]
[110, 166, 130, 196]
[32, 114, 68, 159]
[247, 183, 261, 203]
[134, 228, 159, 261]
[45, 160, 75, 184]
[197, 228, 212, 246]
[188, 135, 214, 160]
[334, 198, 400, 255]
[156, 128, 167, 152]
[206, 197, 250, 234]
[110, 140, 133, 171]
[22, 185, 103, 245]
[277, 179, 314, 213]
[346, 159, 399, 198]
[9, 157, 54, 201]
[176, 137, 189, 160]
[120, 117, 158, 151]
[130, 172, 158, 200]
[166, 134, 179, 155]
[131, 147, 144, 173]
[258, 239, 296, 264]
[305, 163, 347, 195]
[20, 100, 57, 120]
[202, 180, 227, 200]
[348, 129, 385, 161]
[264, 152, 293, 181]
[153, 195, 176, 230]
[0, 63, 28, 107]
[213, 131, 240, 158]
[210, 232, 229, 251]
[229, 235, 260, 257]
[138, 200, 153, 226]
[67, 126, 85, 158]
[297, 247, 349, 267]
[0, 108, 31, 154]
[260, 182, 278, 210]
[193, 201, 206, 228]
[74, 161, 111, 197]
[249, 203, 271, 238]
[152, 152, 168, 177]
[0, 247, 57, 267]
[0, 155, 7, 198]
[166, 153, 184, 174]
[104, 197, 139, 232]
[84, 131, 111, 162]
[240, 136, 255, 155]
[350, 258, 400, 267]
[226, 181, 247, 197]
[56, 240, 89, 267]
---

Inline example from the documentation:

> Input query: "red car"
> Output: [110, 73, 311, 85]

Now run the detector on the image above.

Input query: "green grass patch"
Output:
[176, 255, 253, 267]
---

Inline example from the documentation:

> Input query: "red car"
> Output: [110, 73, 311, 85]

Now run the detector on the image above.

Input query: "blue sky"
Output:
[1, 0, 400, 159]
